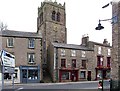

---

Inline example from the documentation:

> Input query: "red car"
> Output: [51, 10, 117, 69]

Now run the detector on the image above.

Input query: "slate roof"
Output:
[0, 30, 42, 38]
[89, 41, 112, 48]
[52, 42, 93, 51]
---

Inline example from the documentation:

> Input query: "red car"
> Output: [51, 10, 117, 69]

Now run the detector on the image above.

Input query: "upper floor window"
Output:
[57, 12, 60, 22]
[72, 59, 76, 68]
[108, 49, 111, 55]
[52, 11, 56, 21]
[28, 53, 35, 64]
[7, 38, 14, 47]
[71, 50, 76, 56]
[107, 57, 111, 67]
[61, 49, 65, 56]
[98, 47, 101, 54]
[28, 38, 35, 48]
[61, 59, 66, 68]
[97, 56, 103, 67]
[82, 51, 86, 57]
[82, 60, 86, 69]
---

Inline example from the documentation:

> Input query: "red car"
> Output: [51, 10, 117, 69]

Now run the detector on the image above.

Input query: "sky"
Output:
[0, 0, 116, 45]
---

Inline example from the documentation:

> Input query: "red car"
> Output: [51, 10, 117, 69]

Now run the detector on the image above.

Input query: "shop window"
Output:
[7, 38, 14, 47]
[71, 50, 76, 56]
[28, 53, 35, 64]
[72, 59, 76, 68]
[61, 72, 70, 80]
[80, 71, 86, 79]
[82, 60, 86, 69]
[61, 59, 66, 68]
[28, 70, 38, 80]
[28, 38, 35, 48]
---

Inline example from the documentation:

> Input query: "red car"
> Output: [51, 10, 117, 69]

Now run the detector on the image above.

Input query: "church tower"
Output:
[37, 0, 67, 67]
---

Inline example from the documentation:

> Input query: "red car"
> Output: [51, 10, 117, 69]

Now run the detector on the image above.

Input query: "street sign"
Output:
[1, 50, 15, 67]
[2, 66, 14, 73]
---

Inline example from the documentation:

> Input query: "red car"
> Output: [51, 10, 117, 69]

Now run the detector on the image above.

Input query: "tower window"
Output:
[52, 11, 56, 21]
[57, 12, 60, 22]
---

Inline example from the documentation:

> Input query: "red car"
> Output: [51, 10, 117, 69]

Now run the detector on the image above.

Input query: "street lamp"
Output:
[95, 18, 113, 30]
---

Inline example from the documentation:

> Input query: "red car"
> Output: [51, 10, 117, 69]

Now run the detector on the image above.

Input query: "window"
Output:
[57, 12, 60, 22]
[98, 47, 101, 54]
[72, 59, 76, 68]
[71, 50, 76, 56]
[61, 59, 66, 67]
[40, 12, 43, 24]
[52, 11, 56, 21]
[82, 60, 86, 69]
[28, 70, 38, 80]
[82, 51, 86, 57]
[108, 49, 111, 55]
[61, 49, 65, 56]
[28, 53, 35, 64]
[7, 38, 14, 47]
[28, 38, 35, 48]
[80, 71, 86, 79]
[61, 72, 70, 80]
[107, 57, 111, 67]
[97, 56, 103, 67]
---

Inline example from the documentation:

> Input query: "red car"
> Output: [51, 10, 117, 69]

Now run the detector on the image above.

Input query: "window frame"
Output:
[7, 38, 14, 48]
[81, 51, 86, 57]
[61, 49, 65, 56]
[28, 53, 35, 64]
[71, 50, 76, 57]
[28, 38, 35, 49]
[61, 59, 66, 68]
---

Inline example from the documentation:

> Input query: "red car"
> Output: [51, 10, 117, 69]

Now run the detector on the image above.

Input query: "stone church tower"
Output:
[111, 1, 120, 89]
[37, 0, 67, 68]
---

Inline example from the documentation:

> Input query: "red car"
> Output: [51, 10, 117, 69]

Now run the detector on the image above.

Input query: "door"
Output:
[88, 71, 91, 81]
[22, 69, 27, 83]
[71, 70, 78, 81]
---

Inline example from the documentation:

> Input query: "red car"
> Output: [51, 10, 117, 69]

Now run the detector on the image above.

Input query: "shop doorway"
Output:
[22, 69, 27, 83]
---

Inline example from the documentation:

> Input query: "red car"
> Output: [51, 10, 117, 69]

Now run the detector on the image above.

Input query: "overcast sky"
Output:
[0, 0, 115, 45]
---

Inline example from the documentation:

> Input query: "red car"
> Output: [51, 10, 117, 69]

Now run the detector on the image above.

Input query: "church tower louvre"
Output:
[37, 0, 67, 67]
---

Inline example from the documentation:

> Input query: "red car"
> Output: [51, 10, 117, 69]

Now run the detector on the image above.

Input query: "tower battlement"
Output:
[38, 0, 65, 10]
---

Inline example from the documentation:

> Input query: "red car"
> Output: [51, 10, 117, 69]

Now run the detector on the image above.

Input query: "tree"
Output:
[0, 22, 7, 31]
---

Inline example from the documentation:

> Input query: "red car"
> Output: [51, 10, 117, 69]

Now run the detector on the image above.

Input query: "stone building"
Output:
[37, 0, 67, 69]
[111, 1, 120, 89]
[0, 30, 42, 83]
[48, 35, 111, 82]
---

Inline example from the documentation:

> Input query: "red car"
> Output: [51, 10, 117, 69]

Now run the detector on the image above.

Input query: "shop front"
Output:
[20, 66, 40, 83]
[59, 69, 78, 82]
[96, 67, 111, 80]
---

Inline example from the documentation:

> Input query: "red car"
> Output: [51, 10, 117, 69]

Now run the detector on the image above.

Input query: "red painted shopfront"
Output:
[59, 69, 78, 82]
